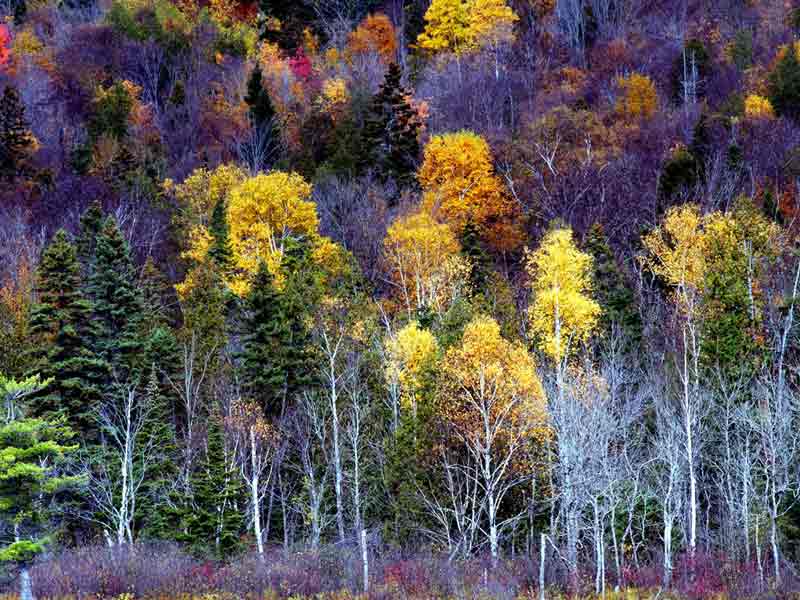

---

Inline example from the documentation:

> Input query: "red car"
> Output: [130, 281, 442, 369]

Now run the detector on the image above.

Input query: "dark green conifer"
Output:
[0, 84, 35, 181]
[27, 230, 109, 441]
[208, 199, 234, 273]
[362, 63, 421, 187]
[768, 45, 800, 121]
[244, 66, 275, 131]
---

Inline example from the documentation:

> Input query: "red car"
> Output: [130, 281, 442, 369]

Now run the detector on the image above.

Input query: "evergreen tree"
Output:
[139, 257, 175, 330]
[27, 231, 109, 441]
[768, 45, 800, 121]
[240, 262, 289, 419]
[208, 199, 234, 273]
[459, 220, 491, 295]
[0, 417, 79, 600]
[362, 63, 421, 187]
[688, 113, 712, 181]
[76, 201, 104, 281]
[584, 223, 642, 350]
[87, 217, 146, 381]
[186, 412, 246, 558]
[244, 66, 276, 131]
[0, 84, 35, 182]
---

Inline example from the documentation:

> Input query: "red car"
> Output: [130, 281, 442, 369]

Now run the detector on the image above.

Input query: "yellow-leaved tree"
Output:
[440, 314, 546, 561]
[383, 210, 470, 315]
[616, 73, 659, 120]
[417, 0, 518, 61]
[385, 320, 440, 419]
[418, 131, 524, 252]
[172, 166, 347, 298]
[526, 227, 601, 364]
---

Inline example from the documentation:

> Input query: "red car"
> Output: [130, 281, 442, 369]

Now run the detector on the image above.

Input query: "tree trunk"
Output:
[19, 566, 34, 600]
[251, 427, 264, 557]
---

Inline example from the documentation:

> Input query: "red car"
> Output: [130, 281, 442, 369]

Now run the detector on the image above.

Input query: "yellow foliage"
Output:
[616, 73, 658, 120]
[418, 130, 524, 252]
[318, 77, 349, 120]
[383, 210, 467, 314]
[386, 321, 440, 415]
[226, 171, 318, 295]
[347, 13, 398, 63]
[744, 94, 775, 120]
[171, 163, 248, 232]
[441, 315, 546, 436]
[526, 228, 601, 362]
[10, 28, 43, 56]
[417, 0, 518, 57]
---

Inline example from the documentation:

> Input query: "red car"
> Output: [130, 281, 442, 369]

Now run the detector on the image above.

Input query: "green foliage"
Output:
[0, 417, 80, 566]
[0, 84, 35, 181]
[362, 63, 421, 187]
[658, 147, 700, 207]
[244, 66, 276, 130]
[729, 29, 753, 71]
[106, 0, 192, 51]
[0, 373, 51, 422]
[27, 231, 109, 441]
[768, 46, 800, 121]
[208, 199, 234, 274]
[87, 217, 146, 380]
[87, 82, 134, 143]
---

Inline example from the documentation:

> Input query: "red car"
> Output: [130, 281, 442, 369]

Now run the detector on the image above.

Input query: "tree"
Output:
[616, 73, 658, 120]
[768, 43, 800, 121]
[362, 62, 421, 186]
[0, 84, 35, 181]
[419, 131, 524, 252]
[347, 13, 398, 63]
[187, 411, 246, 558]
[0, 417, 80, 600]
[87, 217, 146, 380]
[244, 66, 276, 131]
[240, 262, 290, 419]
[439, 315, 545, 562]
[526, 227, 601, 366]
[27, 231, 109, 441]
[383, 210, 467, 316]
[208, 198, 234, 273]
[76, 201, 104, 281]
[0, 373, 50, 424]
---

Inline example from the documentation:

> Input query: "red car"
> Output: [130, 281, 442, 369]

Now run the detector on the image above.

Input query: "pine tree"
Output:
[769, 45, 800, 121]
[208, 199, 234, 273]
[362, 63, 421, 186]
[584, 223, 642, 350]
[186, 412, 246, 558]
[244, 66, 275, 131]
[0, 84, 35, 181]
[27, 231, 109, 441]
[76, 201, 104, 281]
[87, 217, 146, 380]
[240, 261, 289, 419]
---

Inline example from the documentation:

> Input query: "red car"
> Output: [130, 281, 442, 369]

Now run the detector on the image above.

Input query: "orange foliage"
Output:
[616, 73, 658, 120]
[418, 131, 524, 252]
[0, 25, 10, 70]
[347, 13, 397, 63]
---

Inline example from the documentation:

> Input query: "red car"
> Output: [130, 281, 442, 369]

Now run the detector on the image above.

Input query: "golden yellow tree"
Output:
[347, 13, 398, 63]
[616, 73, 659, 120]
[744, 94, 775, 120]
[418, 130, 524, 252]
[440, 314, 546, 561]
[383, 210, 469, 315]
[417, 0, 518, 59]
[526, 228, 601, 364]
[385, 321, 440, 418]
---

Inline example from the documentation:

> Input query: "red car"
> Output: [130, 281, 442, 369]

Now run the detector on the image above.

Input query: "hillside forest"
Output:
[5, 0, 800, 598]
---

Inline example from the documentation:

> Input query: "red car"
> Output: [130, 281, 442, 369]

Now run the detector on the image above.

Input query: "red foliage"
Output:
[0, 24, 10, 70]
[288, 47, 312, 81]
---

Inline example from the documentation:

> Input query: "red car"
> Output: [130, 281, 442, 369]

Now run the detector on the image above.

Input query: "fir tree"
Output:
[362, 63, 421, 187]
[584, 223, 642, 350]
[87, 217, 146, 380]
[186, 412, 246, 558]
[208, 199, 234, 273]
[0, 84, 35, 181]
[240, 261, 289, 419]
[244, 66, 275, 132]
[27, 231, 109, 441]
[76, 201, 104, 281]
[768, 45, 800, 121]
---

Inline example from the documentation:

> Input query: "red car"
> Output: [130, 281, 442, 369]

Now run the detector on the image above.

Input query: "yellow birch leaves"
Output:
[526, 228, 601, 362]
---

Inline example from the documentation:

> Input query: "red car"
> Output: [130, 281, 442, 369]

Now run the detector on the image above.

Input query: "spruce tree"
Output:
[186, 412, 246, 558]
[27, 231, 109, 441]
[76, 201, 104, 280]
[459, 220, 491, 295]
[0, 84, 35, 181]
[139, 257, 175, 330]
[244, 66, 275, 132]
[769, 45, 800, 121]
[362, 63, 421, 187]
[584, 223, 642, 350]
[208, 199, 234, 273]
[240, 261, 289, 419]
[87, 217, 146, 380]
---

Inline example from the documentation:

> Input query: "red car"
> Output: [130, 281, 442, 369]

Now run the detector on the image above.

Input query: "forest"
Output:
[4, 0, 800, 598]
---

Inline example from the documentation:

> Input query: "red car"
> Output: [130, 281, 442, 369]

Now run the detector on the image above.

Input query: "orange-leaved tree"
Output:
[418, 130, 524, 252]
[440, 314, 546, 562]
[347, 13, 398, 63]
